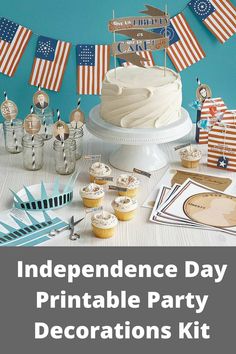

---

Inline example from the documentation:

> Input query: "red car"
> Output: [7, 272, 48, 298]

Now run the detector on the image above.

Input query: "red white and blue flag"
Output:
[188, 0, 236, 44]
[76, 44, 110, 95]
[118, 51, 155, 67]
[153, 13, 205, 72]
[0, 18, 32, 77]
[29, 36, 71, 92]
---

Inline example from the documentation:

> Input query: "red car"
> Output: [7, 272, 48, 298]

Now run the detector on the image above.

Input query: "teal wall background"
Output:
[0, 0, 235, 123]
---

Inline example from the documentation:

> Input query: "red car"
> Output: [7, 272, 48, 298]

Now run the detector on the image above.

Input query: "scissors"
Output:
[49, 216, 84, 239]
[68, 216, 84, 241]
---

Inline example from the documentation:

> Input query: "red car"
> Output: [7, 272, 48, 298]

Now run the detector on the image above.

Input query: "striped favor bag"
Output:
[196, 98, 227, 144]
[208, 121, 236, 172]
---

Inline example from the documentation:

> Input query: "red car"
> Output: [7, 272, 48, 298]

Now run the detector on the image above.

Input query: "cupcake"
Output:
[89, 162, 112, 185]
[91, 211, 118, 239]
[112, 196, 138, 221]
[116, 174, 140, 197]
[80, 183, 104, 208]
[180, 146, 202, 168]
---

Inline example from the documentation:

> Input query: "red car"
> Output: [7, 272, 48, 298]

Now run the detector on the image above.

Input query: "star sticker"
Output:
[217, 156, 229, 169]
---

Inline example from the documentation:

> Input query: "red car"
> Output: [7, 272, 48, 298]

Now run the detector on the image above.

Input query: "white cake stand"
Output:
[87, 105, 192, 172]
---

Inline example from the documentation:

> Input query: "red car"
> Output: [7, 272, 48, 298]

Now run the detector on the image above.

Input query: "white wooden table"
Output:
[0, 124, 235, 247]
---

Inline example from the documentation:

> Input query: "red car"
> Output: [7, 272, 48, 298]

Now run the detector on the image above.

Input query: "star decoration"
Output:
[37, 40, 55, 58]
[217, 156, 229, 169]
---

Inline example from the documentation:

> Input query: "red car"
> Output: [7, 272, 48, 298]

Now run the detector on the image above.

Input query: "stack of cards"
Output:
[150, 179, 236, 236]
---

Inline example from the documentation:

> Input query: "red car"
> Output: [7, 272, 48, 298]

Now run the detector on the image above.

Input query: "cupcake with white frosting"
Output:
[112, 196, 138, 221]
[116, 174, 140, 197]
[91, 211, 118, 239]
[180, 146, 202, 169]
[89, 162, 112, 185]
[80, 183, 105, 208]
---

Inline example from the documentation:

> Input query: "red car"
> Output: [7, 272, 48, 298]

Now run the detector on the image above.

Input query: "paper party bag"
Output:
[208, 123, 236, 172]
[196, 97, 227, 144]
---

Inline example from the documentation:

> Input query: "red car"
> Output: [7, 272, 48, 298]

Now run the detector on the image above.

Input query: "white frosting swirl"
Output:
[100, 66, 182, 129]
[91, 211, 118, 229]
[180, 147, 202, 161]
[89, 162, 112, 177]
[117, 174, 140, 190]
[112, 196, 138, 212]
[80, 183, 104, 200]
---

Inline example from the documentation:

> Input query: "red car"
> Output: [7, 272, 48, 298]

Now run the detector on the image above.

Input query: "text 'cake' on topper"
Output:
[109, 4, 169, 68]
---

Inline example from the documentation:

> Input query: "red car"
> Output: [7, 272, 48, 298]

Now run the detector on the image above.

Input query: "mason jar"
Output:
[22, 134, 44, 171]
[69, 125, 84, 160]
[34, 107, 54, 141]
[53, 139, 76, 175]
[3, 119, 24, 154]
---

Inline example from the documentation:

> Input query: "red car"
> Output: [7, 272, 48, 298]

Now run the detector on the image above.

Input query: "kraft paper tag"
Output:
[133, 168, 151, 178]
[109, 186, 128, 192]
[171, 170, 232, 192]
[95, 177, 114, 182]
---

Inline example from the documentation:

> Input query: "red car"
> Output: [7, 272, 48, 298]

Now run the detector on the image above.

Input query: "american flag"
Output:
[0, 18, 32, 77]
[153, 13, 205, 71]
[29, 36, 71, 92]
[76, 44, 110, 95]
[118, 51, 155, 67]
[188, 0, 236, 44]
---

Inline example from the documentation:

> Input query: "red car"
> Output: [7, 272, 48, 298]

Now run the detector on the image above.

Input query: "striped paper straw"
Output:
[30, 106, 36, 170]
[77, 97, 81, 109]
[31, 134, 36, 170]
[4, 91, 19, 152]
[42, 109, 48, 140]
[61, 138, 68, 173]
[57, 109, 61, 121]
[196, 77, 201, 86]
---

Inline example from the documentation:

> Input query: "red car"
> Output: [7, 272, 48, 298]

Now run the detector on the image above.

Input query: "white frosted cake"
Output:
[100, 66, 182, 129]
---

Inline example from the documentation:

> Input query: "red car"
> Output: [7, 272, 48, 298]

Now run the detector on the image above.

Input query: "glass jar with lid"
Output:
[3, 119, 24, 154]
[22, 134, 44, 171]
[53, 139, 76, 175]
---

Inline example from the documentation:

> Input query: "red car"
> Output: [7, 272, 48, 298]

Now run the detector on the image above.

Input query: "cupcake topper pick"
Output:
[70, 97, 85, 129]
[53, 111, 69, 174]
[24, 106, 41, 170]
[33, 84, 49, 111]
[1, 91, 19, 152]
[196, 77, 212, 103]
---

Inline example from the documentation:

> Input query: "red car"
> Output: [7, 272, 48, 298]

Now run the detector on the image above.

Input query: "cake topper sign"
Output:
[109, 5, 169, 68]
[109, 5, 169, 31]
